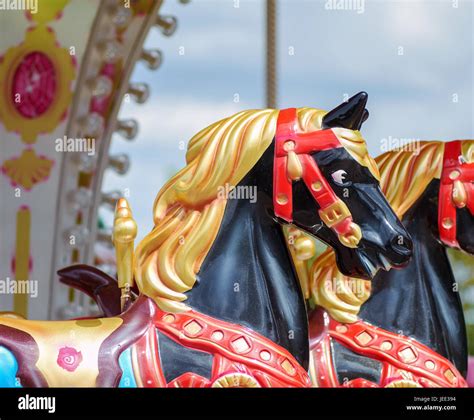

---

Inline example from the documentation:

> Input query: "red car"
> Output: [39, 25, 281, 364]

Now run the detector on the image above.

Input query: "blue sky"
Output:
[101, 0, 474, 239]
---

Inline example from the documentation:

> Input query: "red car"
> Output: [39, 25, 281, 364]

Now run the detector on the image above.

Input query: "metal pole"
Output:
[266, 0, 277, 109]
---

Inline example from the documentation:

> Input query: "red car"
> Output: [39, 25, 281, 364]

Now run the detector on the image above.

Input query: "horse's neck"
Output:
[185, 174, 309, 368]
[360, 182, 467, 375]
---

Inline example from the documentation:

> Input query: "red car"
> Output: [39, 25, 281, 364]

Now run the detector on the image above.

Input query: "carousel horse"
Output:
[0, 93, 413, 387]
[309, 140, 474, 388]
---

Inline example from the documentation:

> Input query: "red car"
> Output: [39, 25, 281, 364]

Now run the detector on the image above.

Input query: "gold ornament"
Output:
[452, 180, 467, 208]
[385, 379, 422, 388]
[113, 198, 138, 311]
[293, 236, 316, 261]
[211, 373, 260, 388]
[2, 149, 53, 190]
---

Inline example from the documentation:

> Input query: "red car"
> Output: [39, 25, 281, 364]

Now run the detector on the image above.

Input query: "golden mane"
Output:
[377, 141, 444, 218]
[309, 140, 474, 323]
[310, 249, 371, 322]
[134, 108, 378, 312]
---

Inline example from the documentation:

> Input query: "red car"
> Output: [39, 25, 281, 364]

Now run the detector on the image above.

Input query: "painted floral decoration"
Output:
[0, 25, 76, 143]
[57, 346, 83, 372]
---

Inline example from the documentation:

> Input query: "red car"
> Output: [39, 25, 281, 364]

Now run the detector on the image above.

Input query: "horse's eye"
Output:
[331, 169, 350, 186]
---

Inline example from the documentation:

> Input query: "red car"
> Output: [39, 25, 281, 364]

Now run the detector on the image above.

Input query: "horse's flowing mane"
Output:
[310, 140, 473, 323]
[310, 249, 371, 322]
[377, 141, 444, 218]
[134, 107, 378, 312]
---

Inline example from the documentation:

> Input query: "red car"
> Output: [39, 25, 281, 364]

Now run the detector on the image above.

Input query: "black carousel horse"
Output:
[0, 93, 413, 388]
[310, 140, 474, 388]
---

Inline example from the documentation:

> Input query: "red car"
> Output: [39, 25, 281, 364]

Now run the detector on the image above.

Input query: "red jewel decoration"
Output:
[11, 52, 57, 119]
[57, 346, 83, 372]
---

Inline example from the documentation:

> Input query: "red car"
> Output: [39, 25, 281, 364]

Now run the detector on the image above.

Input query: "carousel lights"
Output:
[127, 82, 150, 104]
[140, 49, 163, 70]
[79, 112, 105, 138]
[73, 152, 98, 172]
[108, 3, 133, 28]
[108, 154, 130, 175]
[155, 15, 178, 37]
[88, 75, 114, 98]
[55, 0, 182, 319]
[96, 39, 123, 63]
[115, 119, 139, 140]
[66, 188, 93, 213]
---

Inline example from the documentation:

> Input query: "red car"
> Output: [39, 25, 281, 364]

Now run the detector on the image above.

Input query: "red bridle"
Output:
[273, 108, 362, 248]
[438, 140, 474, 247]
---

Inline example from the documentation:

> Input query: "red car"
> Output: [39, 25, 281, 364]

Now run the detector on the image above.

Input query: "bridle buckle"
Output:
[318, 200, 351, 228]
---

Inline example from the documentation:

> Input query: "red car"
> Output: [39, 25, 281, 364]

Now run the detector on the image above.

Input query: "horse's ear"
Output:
[322, 91, 369, 131]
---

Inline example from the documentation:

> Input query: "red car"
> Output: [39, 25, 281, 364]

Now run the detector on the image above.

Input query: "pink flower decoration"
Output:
[57, 346, 83, 372]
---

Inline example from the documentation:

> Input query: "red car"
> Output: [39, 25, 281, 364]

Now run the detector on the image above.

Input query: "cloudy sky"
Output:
[102, 0, 474, 239]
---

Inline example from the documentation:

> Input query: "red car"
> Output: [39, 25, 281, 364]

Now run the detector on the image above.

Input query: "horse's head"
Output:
[438, 140, 474, 254]
[134, 100, 413, 312]
[276, 93, 412, 280]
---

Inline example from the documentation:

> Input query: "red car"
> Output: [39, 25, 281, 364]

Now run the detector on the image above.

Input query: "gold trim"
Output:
[338, 222, 362, 249]
[319, 200, 351, 228]
[276, 193, 288, 205]
[444, 369, 456, 384]
[311, 181, 322, 191]
[442, 217, 453, 229]
[211, 373, 260, 388]
[183, 320, 203, 336]
[385, 379, 421, 388]
[283, 226, 315, 298]
[287, 151, 303, 180]
[2, 149, 53, 190]
[281, 359, 296, 375]
[14, 207, 30, 318]
[0, 311, 25, 319]
[380, 340, 393, 351]
[452, 180, 467, 208]
[449, 170, 460, 180]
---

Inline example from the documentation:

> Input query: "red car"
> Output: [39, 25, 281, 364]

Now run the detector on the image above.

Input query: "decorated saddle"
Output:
[0, 294, 310, 388]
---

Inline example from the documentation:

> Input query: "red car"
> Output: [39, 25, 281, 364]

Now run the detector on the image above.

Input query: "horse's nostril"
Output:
[389, 235, 413, 259]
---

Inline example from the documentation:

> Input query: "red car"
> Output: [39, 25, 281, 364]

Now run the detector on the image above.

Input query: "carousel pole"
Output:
[266, 0, 277, 109]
